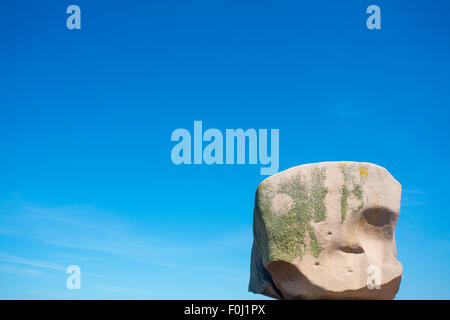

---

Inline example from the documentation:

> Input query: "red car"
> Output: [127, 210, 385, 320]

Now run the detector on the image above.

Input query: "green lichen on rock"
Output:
[310, 167, 328, 222]
[307, 224, 321, 258]
[353, 184, 364, 212]
[339, 165, 365, 224]
[255, 166, 328, 263]
[341, 185, 350, 223]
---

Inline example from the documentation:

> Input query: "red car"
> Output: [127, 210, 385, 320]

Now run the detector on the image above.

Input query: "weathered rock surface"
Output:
[249, 161, 402, 299]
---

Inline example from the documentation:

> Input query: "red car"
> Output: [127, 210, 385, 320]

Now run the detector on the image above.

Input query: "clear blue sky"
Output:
[0, 0, 449, 299]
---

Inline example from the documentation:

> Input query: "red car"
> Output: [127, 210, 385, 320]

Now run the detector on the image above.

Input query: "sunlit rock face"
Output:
[249, 162, 402, 300]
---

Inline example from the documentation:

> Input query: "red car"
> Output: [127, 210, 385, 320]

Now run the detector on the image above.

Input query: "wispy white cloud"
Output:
[0, 228, 15, 235]
[402, 189, 424, 195]
[0, 199, 253, 298]
[0, 199, 251, 278]
[90, 284, 147, 295]
[210, 227, 252, 250]
[0, 264, 44, 276]
[0, 201, 192, 264]
[401, 189, 426, 208]
[0, 251, 64, 272]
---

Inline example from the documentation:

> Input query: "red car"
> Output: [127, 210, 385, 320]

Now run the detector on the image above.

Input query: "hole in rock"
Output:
[339, 246, 364, 254]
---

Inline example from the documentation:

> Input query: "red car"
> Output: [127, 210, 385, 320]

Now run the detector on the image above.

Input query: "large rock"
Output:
[249, 161, 402, 299]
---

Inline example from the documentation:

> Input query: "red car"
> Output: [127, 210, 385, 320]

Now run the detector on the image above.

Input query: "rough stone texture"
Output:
[249, 161, 402, 300]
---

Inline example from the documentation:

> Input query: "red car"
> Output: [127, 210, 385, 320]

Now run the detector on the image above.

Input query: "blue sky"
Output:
[0, 0, 449, 299]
